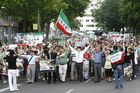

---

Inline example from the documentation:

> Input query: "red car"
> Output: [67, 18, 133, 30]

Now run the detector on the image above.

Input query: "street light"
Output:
[0, 6, 5, 19]
[0, 6, 5, 43]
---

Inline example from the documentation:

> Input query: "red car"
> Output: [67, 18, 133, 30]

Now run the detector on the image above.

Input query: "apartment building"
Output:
[76, 0, 103, 32]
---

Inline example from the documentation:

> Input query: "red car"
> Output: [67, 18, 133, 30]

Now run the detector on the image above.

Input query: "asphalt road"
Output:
[1, 77, 140, 93]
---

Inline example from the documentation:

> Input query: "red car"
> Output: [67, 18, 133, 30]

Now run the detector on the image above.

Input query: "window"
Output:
[80, 25, 83, 27]
[85, 14, 91, 16]
[91, 4, 94, 6]
[79, 19, 83, 22]
[86, 25, 94, 27]
[91, 19, 94, 22]
[86, 20, 89, 22]
[95, 4, 97, 6]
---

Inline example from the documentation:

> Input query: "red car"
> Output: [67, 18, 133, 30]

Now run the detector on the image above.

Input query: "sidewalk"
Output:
[0, 80, 8, 89]
[0, 77, 26, 90]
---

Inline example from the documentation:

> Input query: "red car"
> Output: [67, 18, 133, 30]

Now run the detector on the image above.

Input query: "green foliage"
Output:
[0, 0, 90, 32]
[120, 0, 140, 32]
[39, 0, 68, 23]
[93, 0, 123, 32]
[93, 0, 140, 33]
[64, 0, 90, 29]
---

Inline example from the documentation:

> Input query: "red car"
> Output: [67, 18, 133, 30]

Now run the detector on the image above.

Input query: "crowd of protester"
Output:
[0, 36, 140, 91]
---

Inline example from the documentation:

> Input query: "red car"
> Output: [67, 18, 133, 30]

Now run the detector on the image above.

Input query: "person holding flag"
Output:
[111, 45, 125, 89]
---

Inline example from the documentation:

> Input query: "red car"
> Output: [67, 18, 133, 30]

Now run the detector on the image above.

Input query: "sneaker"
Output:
[38, 77, 41, 79]
[61, 81, 66, 83]
[10, 89, 15, 92]
[42, 78, 46, 81]
[120, 85, 123, 88]
[134, 75, 137, 78]
[115, 86, 119, 89]
[3, 80, 7, 84]
[14, 89, 19, 91]
[113, 78, 115, 81]
[94, 81, 98, 83]
[27, 82, 32, 84]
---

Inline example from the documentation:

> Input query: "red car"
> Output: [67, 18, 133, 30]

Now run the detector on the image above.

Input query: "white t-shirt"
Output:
[21, 55, 39, 65]
[69, 45, 90, 63]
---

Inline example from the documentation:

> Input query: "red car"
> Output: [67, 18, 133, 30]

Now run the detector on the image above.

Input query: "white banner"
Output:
[40, 60, 55, 71]
[8, 44, 17, 50]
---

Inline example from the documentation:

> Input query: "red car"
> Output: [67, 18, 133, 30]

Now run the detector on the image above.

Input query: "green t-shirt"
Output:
[58, 51, 69, 65]
[111, 50, 118, 55]
[136, 48, 140, 55]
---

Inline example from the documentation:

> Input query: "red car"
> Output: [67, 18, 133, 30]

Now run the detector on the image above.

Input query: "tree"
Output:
[38, 0, 90, 40]
[119, 0, 140, 34]
[0, 0, 68, 31]
[93, 0, 124, 32]
[37, 0, 68, 41]
[64, 0, 90, 29]
[0, 0, 90, 40]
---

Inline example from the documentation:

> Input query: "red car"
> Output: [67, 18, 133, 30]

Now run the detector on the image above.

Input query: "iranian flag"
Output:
[56, 10, 71, 35]
[110, 51, 125, 64]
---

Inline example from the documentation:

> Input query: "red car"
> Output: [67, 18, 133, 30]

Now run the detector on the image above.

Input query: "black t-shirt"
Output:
[125, 53, 133, 63]
[124, 47, 133, 64]
[45, 52, 57, 60]
[46, 52, 57, 64]
[6, 55, 18, 69]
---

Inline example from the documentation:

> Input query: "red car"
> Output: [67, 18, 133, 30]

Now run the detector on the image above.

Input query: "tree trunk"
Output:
[38, 10, 41, 32]
[23, 19, 28, 33]
[44, 21, 50, 42]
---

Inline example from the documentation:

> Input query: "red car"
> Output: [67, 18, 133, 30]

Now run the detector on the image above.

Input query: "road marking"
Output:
[84, 77, 93, 83]
[66, 89, 74, 93]
[0, 84, 21, 93]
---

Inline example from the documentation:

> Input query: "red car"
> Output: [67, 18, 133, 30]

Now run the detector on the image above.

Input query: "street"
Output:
[0, 77, 140, 93]
[0, 0, 140, 93]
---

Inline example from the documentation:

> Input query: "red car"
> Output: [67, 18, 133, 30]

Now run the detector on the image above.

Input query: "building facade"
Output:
[76, 0, 103, 32]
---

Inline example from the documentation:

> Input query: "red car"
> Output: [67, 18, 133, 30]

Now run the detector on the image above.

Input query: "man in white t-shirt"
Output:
[69, 43, 90, 82]
[21, 50, 39, 84]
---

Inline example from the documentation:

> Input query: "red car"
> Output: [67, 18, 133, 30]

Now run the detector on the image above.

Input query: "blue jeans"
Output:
[124, 63, 130, 68]
[114, 65, 123, 88]
[136, 65, 140, 76]
[94, 63, 102, 81]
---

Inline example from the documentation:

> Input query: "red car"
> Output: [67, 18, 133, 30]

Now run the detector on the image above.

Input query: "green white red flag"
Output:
[56, 10, 71, 35]
[110, 51, 125, 64]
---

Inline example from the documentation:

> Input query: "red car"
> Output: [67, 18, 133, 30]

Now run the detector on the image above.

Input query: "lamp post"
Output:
[37, 10, 41, 32]
[0, 6, 5, 43]
[7, 16, 12, 44]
